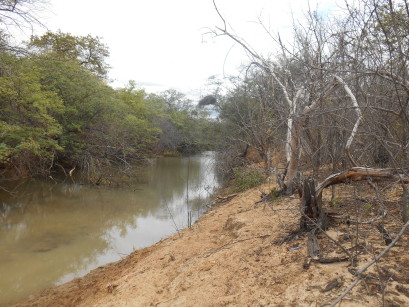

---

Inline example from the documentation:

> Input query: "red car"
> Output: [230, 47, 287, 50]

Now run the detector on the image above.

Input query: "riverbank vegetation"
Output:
[0, 32, 217, 183]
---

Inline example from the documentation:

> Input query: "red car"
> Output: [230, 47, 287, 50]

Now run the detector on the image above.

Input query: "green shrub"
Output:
[233, 167, 265, 191]
[162, 151, 180, 157]
[270, 187, 281, 202]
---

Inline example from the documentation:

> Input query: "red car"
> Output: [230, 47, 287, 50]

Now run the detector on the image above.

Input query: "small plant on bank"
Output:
[270, 187, 281, 202]
[233, 167, 266, 192]
[329, 198, 342, 207]
[364, 202, 373, 214]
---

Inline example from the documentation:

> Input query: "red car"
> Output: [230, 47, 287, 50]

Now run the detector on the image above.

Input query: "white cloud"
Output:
[41, 0, 340, 97]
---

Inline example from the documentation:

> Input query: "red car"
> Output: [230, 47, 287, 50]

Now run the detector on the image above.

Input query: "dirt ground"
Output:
[12, 182, 409, 307]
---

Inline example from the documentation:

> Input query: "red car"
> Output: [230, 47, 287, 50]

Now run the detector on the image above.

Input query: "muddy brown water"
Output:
[0, 152, 220, 305]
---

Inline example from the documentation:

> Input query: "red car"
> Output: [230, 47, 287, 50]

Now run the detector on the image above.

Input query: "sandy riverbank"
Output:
[11, 184, 409, 306]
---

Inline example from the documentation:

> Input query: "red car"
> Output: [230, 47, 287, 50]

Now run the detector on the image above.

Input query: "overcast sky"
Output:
[38, 0, 338, 98]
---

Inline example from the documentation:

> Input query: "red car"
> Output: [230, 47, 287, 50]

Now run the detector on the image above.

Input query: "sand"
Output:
[12, 184, 409, 307]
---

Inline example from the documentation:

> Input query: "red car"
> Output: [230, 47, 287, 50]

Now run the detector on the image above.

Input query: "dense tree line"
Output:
[0, 31, 216, 181]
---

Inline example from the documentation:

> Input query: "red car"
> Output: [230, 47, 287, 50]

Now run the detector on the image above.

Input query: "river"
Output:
[0, 152, 220, 305]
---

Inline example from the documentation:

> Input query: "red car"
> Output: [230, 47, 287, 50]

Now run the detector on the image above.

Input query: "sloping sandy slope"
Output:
[13, 186, 409, 306]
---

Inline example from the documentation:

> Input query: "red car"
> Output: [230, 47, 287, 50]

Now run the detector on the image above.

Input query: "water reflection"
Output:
[0, 152, 220, 306]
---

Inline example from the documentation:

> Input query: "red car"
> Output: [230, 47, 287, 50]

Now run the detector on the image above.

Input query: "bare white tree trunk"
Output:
[285, 88, 303, 163]
[334, 76, 363, 166]
[285, 125, 299, 192]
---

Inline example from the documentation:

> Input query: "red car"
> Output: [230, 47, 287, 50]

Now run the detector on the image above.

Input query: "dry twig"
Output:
[329, 220, 409, 306]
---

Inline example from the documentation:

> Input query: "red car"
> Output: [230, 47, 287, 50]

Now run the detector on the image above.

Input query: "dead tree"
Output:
[315, 167, 409, 198]
[211, 1, 367, 195]
[298, 167, 409, 233]
[300, 178, 328, 232]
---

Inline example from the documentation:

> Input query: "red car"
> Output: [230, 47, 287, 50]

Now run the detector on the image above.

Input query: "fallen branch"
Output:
[216, 193, 237, 203]
[316, 167, 409, 198]
[302, 213, 353, 260]
[329, 220, 409, 306]
[331, 211, 387, 225]
[317, 256, 350, 264]
[204, 234, 270, 258]
[329, 278, 362, 307]
[322, 277, 344, 292]
[358, 221, 409, 275]
[274, 229, 303, 245]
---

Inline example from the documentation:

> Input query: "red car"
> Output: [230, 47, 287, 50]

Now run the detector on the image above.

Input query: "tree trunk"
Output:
[284, 124, 299, 194]
[264, 145, 273, 175]
[300, 178, 328, 231]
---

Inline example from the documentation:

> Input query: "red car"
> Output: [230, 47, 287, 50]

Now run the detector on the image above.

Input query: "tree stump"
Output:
[300, 178, 328, 231]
